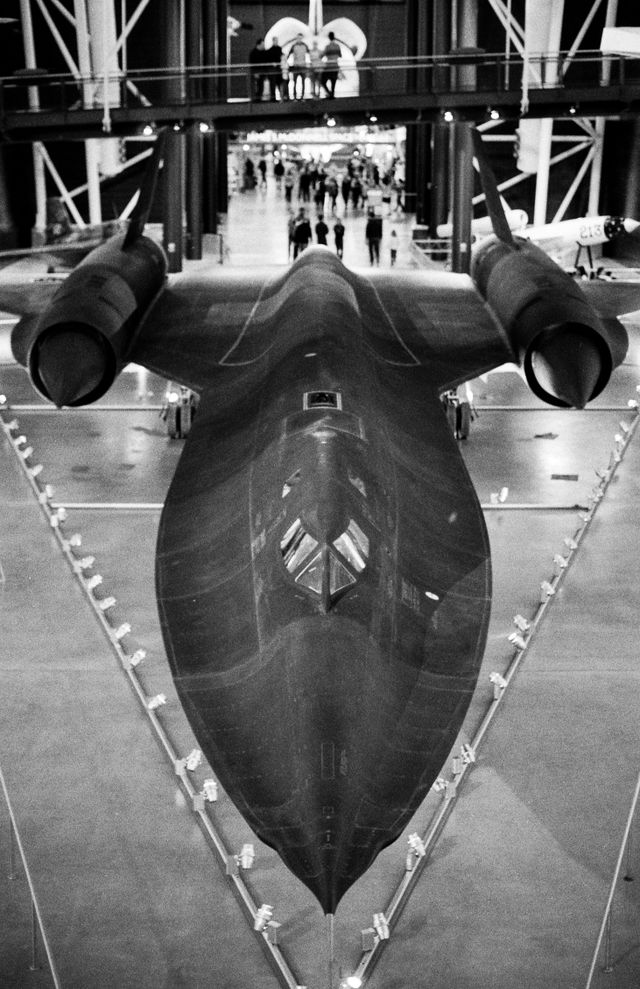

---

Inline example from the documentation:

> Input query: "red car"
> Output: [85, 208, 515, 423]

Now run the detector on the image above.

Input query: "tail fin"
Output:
[470, 129, 516, 247]
[122, 130, 167, 249]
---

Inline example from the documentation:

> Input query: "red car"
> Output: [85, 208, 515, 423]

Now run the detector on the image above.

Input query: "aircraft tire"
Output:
[457, 402, 471, 440]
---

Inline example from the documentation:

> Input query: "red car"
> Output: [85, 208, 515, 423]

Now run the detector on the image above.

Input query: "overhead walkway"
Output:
[2, 49, 640, 141]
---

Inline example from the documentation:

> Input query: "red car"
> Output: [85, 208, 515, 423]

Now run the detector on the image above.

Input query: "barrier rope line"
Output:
[0, 762, 62, 987]
[0, 398, 301, 989]
[352, 396, 640, 984]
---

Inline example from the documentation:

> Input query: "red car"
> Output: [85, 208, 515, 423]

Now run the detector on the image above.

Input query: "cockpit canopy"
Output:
[280, 517, 369, 606]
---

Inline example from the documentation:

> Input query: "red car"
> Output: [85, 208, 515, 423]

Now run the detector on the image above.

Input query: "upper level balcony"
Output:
[1, 49, 640, 142]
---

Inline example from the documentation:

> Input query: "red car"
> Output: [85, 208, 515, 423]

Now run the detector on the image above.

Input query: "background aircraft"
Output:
[438, 208, 640, 271]
[515, 213, 640, 270]
[0, 129, 635, 917]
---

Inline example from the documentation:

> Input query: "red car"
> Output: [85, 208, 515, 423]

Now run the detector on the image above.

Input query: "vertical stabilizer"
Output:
[470, 129, 516, 247]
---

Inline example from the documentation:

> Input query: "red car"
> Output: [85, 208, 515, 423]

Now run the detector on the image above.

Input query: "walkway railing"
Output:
[0, 762, 60, 988]
[1, 48, 640, 137]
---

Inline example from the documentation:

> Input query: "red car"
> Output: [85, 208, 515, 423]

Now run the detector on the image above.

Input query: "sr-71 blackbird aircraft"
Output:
[0, 129, 633, 915]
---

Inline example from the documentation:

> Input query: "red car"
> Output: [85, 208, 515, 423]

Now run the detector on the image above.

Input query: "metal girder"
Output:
[481, 0, 621, 224]
[17, 0, 153, 239]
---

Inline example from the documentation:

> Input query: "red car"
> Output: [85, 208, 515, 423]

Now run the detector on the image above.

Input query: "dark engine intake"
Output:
[13, 235, 167, 407]
[471, 236, 628, 408]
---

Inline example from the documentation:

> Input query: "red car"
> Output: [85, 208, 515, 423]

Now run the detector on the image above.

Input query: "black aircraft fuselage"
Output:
[8, 134, 628, 912]
[155, 252, 491, 912]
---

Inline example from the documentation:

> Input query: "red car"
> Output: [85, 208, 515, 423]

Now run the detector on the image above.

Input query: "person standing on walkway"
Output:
[284, 163, 296, 203]
[334, 218, 345, 259]
[351, 175, 363, 210]
[298, 164, 312, 203]
[309, 41, 323, 96]
[287, 208, 296, 260]
[315, 214, 329, 246]
[366, 208, 382, 265]
[314, 175, 326, 214]
[341, 174, 351, 210]
[268, 37, 286, 100]
[289, 34, 310, 99]
[322, 31, 341, 97]
[249, 38, 269, 101]
[274, 157, 285, 192]
[327, 175, 339, 213]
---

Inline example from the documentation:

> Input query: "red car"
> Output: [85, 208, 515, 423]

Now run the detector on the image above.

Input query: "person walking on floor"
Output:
[365, 208, 382, 265]
[315, 214, 329, 246]
[334, 218, 345, 259]
[284, 164, 295, 203]
[293, 209, 312, 258]
[341, 174, 351, 210]
[389, 228, 398, 266]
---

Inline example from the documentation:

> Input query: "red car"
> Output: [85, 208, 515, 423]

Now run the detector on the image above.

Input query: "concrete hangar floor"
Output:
[1, 183, 640, 989]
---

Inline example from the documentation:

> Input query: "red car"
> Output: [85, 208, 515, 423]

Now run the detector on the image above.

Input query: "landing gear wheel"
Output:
[457, 401, 471, 440]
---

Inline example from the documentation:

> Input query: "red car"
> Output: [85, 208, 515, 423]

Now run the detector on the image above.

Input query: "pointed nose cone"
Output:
[36, 328, 109, 407]
[282, 832, 360, 915]
[530, 328, 605, 408]
[623, 218, 640, 235]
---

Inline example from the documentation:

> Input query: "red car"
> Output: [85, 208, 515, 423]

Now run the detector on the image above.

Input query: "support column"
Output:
[202, 1, 227, 232]
[19, 0, 47, 240]
[404, 0, 430, 217]
[162, 2, 183, 271]
[0, 151, 17, 249]
[413, 126, 431, 226]
[215, 0, 229, 215]
[186, 125, 203, 260]
[185, 0, 203, 258]
[451, 123, 473, 273]
[429, 0, 451, 235]
[404, 126, 417, 216]
[589, 0, 618, 215]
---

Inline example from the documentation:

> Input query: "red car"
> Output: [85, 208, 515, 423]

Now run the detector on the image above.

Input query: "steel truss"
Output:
[482, 0, 620, 224]
[18, 0, 153, 240]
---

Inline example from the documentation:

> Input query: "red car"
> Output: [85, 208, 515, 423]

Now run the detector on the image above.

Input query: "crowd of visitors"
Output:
[248, 31, 346, 101]
[236, 150, 405, 265]
[259, 153, 406, 216]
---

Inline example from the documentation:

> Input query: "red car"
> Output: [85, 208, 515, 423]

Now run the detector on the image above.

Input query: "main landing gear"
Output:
[441, 389, 476, 440]
[160, 384, 199, 439]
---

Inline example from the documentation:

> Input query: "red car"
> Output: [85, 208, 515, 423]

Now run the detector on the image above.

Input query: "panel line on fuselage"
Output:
[363, 276, 421, 366]
[218, 277, 271, 366]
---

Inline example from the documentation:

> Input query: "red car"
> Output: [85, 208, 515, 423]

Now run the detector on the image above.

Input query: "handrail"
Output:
[1, 47, 638, 99]
[0, 47, 633, 84]
[0, 762, 62, 987]
[585, 768, 640, 988]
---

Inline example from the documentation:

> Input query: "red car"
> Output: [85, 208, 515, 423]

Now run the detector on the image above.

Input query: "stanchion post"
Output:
[29, 901, 40, 971]
[9, 819, 17, 880]
[603, 909, 613, 974]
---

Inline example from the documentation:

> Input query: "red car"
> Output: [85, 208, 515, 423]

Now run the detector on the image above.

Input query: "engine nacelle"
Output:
[471, 236, 628, 408]
[12, 234, 167, 407]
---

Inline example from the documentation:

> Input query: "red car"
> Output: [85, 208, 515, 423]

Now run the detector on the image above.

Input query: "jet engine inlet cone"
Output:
[528, 326, 606, 409]
[36, 326, 110, 407]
